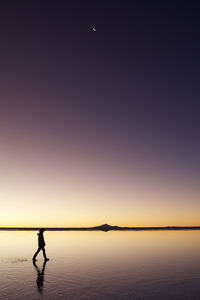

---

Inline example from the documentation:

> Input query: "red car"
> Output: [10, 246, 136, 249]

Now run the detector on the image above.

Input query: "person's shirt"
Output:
[38, 233, 45, 248]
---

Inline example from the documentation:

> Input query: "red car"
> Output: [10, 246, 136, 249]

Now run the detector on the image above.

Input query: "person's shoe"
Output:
[44, 258, 49, 261]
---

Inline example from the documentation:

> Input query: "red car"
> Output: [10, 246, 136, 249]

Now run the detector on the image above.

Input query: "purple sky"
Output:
[0, 1, 200, 226]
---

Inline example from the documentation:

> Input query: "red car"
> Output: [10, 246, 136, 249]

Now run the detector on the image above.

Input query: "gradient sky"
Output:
[0, 1, 200, 227]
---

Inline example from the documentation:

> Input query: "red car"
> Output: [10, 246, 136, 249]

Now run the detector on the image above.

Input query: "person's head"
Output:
[39, 228, 45, 233]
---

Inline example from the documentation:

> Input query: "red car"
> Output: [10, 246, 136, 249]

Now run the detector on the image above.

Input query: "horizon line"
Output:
[1, 224, 200, 231]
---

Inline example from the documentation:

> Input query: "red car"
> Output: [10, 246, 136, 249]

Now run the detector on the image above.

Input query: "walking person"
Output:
[32, 228, 49, 261]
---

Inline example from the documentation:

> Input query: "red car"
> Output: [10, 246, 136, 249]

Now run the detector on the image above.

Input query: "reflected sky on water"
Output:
[1, 230, 200, 299]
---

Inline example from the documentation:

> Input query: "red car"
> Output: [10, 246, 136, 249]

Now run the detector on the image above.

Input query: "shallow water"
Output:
[1, 230, 200, 299]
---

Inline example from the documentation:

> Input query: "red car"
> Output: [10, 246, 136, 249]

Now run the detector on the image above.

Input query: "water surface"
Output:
[1, 230, 200, 299]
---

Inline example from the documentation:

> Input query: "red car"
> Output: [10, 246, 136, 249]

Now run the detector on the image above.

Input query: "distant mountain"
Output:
[91, 224, 121, 232]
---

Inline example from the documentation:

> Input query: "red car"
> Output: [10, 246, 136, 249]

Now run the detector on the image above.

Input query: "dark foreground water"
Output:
[1, 230, 200, 299]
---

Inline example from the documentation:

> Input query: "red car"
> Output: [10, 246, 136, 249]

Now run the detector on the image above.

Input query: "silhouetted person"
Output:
[32, 229, 49, 261]
[33, 260, 47, 294]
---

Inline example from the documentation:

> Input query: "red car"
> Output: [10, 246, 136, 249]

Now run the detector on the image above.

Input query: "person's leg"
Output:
[33, 248, 41, 260]
[42, 247, 49, 260]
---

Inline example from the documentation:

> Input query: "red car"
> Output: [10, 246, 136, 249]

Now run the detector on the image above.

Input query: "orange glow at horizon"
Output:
[0, 128, 200, 228]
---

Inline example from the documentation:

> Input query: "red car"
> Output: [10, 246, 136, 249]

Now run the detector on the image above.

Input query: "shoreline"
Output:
[1, 224, 200, 232]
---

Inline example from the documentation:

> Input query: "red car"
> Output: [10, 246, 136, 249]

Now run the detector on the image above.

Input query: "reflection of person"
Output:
[32, 229, 49, 261]
[33, 260, 47, 294]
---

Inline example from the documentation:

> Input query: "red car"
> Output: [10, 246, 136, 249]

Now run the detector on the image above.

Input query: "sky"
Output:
[0, 1, 200, 227]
